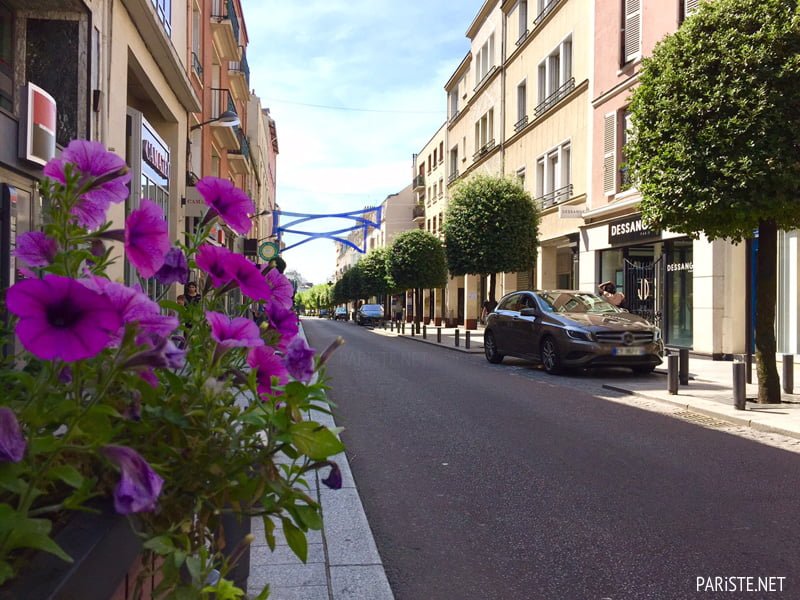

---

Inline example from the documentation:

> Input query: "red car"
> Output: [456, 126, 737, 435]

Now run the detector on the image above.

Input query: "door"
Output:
[510, 292, 541, 358]
[623, 255, 664, 327]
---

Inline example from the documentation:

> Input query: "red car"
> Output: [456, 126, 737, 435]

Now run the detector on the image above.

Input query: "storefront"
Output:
[593, 214, 694, 348]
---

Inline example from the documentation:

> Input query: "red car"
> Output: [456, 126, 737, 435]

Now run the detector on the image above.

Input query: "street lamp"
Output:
[190, 110, 240, 130]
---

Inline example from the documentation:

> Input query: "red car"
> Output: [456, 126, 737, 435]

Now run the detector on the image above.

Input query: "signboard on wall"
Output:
[19, 83, 56, 166]
[608, 214, 661, 245]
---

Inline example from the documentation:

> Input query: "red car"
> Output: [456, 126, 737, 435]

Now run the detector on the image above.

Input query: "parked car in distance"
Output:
[356, 304, 385, 326]
[483, 290, 664, 374]
[318, 308, 330, 318]
[334, 306, 348, 321]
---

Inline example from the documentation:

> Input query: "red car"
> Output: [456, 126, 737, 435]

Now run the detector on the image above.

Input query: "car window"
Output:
[497, 294, 522, 312]
[535, 292, 619, 314]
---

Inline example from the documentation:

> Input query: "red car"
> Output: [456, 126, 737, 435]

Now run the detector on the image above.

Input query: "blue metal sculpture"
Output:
[272, 206, 383, 254]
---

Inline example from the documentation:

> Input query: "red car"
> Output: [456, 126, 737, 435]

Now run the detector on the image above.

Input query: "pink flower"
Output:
[266, 303, 299, 349]
[6, 274, 122, 362]
[206, 311, 264, 349]
[196, 176, 255, 235]
[0, 408, 26, 463]
[125, 200, 170, 278]
[101, 446, 164, 514]
[247, 346, 289, 397]
[13, 232, 57, 267]
[196, 244, 235, 287]
[154, 247, 189, 285]
[283, 336, 316, 383]
[229, 255, 272, 301]
[43, 140, 131, 229]
[266, 268, 294, 310]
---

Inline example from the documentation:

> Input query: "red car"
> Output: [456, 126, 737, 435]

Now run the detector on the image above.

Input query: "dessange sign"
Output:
[608, 214, 661, 245]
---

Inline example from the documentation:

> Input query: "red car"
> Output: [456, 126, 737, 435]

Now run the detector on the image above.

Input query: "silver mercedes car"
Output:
[483, 290, 664, 374]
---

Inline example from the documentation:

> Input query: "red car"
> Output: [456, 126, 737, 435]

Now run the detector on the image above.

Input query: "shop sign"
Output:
[141, 120, 170, 182]
[184, 186, 206, 218]
[558, 206, 584, 219]
[667, 261, 693, 272]
[19, 83, 56, 166]
[608, 214, 660, 245]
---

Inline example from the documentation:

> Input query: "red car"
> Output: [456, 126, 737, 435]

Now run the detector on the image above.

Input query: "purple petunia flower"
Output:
[13, 231, 58, 267]
[266, 268, 294, 310]
[196, 177, 255, 235]
[195, 244, 236, 287]
[154, 247, 189, 286]
[229, 255, 273, 302]
[101, 445, 164, 514]
[321, 462, 342, 490]
[43, 140, 131, 230]
[266, 303, 299, 350]
[123, 337, 186, 370]
[6, 274, 122, 362]
[283, 336, 316, 383]
[125, 199, 170, 279]
[247, 345, 289, 397]
[0, 408, 26, 463]
[206, 311, 264, 349]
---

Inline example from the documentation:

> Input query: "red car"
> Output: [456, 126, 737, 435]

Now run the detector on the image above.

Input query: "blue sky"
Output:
[239, 0, 480, 285]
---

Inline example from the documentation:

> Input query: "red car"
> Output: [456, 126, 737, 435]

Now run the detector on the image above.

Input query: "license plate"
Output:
[612, 346, 645, 356]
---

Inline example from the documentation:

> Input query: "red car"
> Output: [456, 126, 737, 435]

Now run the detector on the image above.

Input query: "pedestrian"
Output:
[480, 299, 496, 324]
[184, 282, 201, 305]
[598, 281, 625, 307]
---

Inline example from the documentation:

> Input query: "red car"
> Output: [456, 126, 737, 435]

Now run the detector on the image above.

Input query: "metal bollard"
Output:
[423, 325, 427, 339]
[667, 353, 679, 395]
[437, 327, 442, 343]
[455, 329, 460, 347]
[390, 320, 394, 332]
[466, 331, 471, 349]
[416, 322, 421, 334]
[733, 361, 747, 410]
[679, 348, 689, 386]
[745, 352, 753, 384]
[783, 354, 794, 394]
[401, 322, 405, 334]
[410, 322, 415, 337]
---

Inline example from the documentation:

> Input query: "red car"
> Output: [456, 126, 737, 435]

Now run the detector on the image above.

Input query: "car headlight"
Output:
[565, 328, 592, 342]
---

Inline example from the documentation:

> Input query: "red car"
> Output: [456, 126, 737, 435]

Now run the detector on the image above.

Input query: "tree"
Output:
[386, 230, 448, 325]
[626, 0, 800, 403]
[443, 174, 540, 303]
[359, 247, 395, 309]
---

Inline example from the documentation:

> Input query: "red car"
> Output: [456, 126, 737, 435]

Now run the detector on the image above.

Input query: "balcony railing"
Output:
[412, 204, 425, 220]
[448, 170, 459, 184]
[211, 0, 240, 44]
[191, 51, 203, 79]
[473, 65, 498, 92]
[472, 139, 496, 161]
[449, 108, 460, 123]
[232, 127, 250, 161]
[516, 30, 529, 47]
[228, 48, 250, 86]
[150, 0, 172, 36]
[535, 183, 573, 209]
[413, 174, 425, 190]
[533, 0, 564, 27]
[210, 87, 236, 120]
[534, 77, 575, 117]
[514, 115, 528, 133]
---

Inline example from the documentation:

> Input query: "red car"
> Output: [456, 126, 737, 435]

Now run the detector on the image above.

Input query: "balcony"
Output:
[534, 77, 575, 118]
[472, 139, 496, 161]
[228, 48, 250, 101]
[191, 51, 203, 80]
[535, 183, 573, 209]
[533, 0, 565, 28]
[228, 127, 251, 175]
[211, 0, 240, 61]
[514, 115, 528, 133]
[412, 204, 425, 223]
[209, 88, 239, 149]
[448, 170, 459, 184]
[413, 174, 425, 190]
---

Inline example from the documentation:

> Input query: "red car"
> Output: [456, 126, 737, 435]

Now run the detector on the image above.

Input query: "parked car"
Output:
[483, 290, 664, 374]
[334, 307, 348, 321]
[356, 304, 385, 326]
[318, 308, 330, 318]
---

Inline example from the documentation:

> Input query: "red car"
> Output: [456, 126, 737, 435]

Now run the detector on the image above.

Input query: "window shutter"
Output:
[624, 0, 641, 63]
[684, 0, 699, 16]
[603, 113, 617, 194]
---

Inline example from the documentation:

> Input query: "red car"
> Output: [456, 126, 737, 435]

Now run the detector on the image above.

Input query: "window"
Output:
[449, 146, 459, 181]
[151, 0, 172, 36]
[516, 80, 527, 131]
[536, 141, 571, 207]
[448, 89, 459, 120]
[603, 112, 617, 194]
[439, 141, 444, 163]
[474, 109, 494, 157]
[622, 0, 641, 64]
[516, 167, 526, 189]
[438, 178, 443, 197]
[475, 33, 496, 85]
[680, 0, 700, 24]
[518, 1, 528, 42]
[192, 3, 202, 78]
[535, 37, 573, 116]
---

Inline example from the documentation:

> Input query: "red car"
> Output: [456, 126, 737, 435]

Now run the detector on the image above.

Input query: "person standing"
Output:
[184, 282, 201, 305]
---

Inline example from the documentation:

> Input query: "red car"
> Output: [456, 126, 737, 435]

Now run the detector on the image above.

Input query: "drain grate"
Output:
[674, 410, 733, 429]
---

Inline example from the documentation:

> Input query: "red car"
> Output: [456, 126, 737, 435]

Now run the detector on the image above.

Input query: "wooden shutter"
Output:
[624, 0, 641, 63]
[684, 0, 699, 16]
[603, 113, 617, 194]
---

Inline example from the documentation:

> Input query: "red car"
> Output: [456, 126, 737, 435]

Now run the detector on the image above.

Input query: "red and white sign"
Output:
[20, 83, 56, 166]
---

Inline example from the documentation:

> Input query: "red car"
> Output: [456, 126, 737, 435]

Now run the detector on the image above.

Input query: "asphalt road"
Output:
[304, 318, 800, 600]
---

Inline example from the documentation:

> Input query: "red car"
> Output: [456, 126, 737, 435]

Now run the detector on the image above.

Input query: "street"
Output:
[304, 318, 800, 600]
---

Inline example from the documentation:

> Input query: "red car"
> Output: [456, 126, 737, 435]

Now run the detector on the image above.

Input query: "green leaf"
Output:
[294, 505, 323, 531]
[48, 465, 84, 489]
[289, 422, 344, 460]
[185, 554, 202, 583]
[0, 560, 14, 586]
[143, 535, 177, 555]
[0, 507, 72, 563]
[202, 578, 245, 599]
[281, 517, 308, 563]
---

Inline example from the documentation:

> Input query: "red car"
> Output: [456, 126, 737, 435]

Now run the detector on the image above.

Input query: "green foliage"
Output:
[386, 230, 448, 292]
[627, 0, 800, 241]
[333, 263, 366, 303]
[443, 174, 540, 276]
[359, 247, 394, 298]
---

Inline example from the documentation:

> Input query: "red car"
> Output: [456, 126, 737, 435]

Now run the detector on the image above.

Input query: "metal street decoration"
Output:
[272, 206, 383, 254]
[258, 241, 280, 262]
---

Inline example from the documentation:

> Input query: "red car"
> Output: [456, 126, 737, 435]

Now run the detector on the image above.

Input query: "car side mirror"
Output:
[520, 308, 537, 317]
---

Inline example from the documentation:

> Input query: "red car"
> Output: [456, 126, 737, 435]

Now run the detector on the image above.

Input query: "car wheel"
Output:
[631, 364, 656, 374]
[540, 337, 563, 375]
[484, 331, 504, 364]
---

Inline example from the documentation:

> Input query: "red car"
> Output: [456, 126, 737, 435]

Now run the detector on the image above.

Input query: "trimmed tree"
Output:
[360, 247, 395, 313]
[626, 0, 800, 403]
[386, 230, 448, 326]
[443, 174, 540, 304]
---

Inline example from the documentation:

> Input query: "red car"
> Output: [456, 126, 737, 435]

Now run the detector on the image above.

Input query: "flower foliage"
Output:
[0, 141, 344, 598]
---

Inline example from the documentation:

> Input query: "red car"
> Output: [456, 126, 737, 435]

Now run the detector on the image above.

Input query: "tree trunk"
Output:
[414, 287, 422, 327]
[755, 219, 781, 404]
[489, 273, 497, 303]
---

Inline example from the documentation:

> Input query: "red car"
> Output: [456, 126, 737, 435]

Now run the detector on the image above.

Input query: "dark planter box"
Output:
[0, 504, 141, 600]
